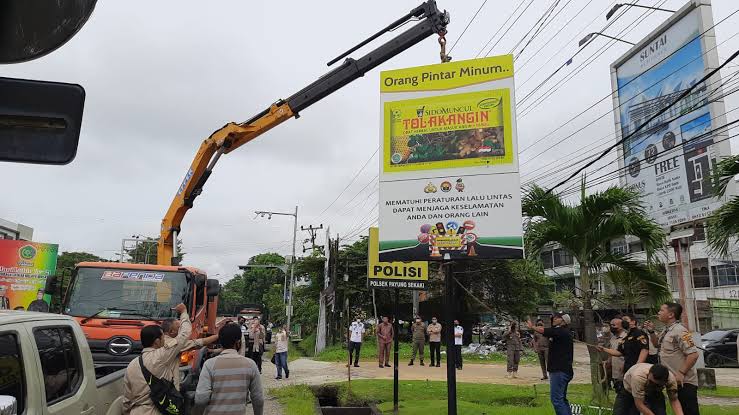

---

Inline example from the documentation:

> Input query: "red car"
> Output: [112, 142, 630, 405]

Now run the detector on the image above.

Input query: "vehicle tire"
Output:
[706, 353, 722, 368]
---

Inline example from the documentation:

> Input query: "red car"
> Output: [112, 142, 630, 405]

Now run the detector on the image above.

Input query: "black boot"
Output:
[420, 360, 425, 366]
[408, 360, 414, 366]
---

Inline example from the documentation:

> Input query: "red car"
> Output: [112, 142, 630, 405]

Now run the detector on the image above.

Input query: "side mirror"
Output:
[0, 395, 17, 414]
[206, 279, 220, 297]
[44, 275, 58, 295]
[1, 77, 85, 164]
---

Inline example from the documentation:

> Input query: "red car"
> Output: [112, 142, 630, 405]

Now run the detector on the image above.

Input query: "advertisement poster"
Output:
[368, 227, 427, 290]
[0, 240, 58, 311]
[379, 55, 523, 261]
[612, 5, 728, 226]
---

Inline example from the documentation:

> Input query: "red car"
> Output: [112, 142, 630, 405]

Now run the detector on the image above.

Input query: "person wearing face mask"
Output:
[597, 314, 649, 376]
[504, 321, 523, 378]
[348, 317, 365, 368]
[426, 316, 442, 367]
[453, 319, 464, 370]
[603, 317, 628, 393]
[614, 363, 683, 415]
[409, 316, 426, 366]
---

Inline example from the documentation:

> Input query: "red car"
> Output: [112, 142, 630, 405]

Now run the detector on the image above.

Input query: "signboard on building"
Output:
[0, 240, 58, 311]
[368, 227, 428, 290]
[610, 0, 732, 227]
[378, 55, 524, 261]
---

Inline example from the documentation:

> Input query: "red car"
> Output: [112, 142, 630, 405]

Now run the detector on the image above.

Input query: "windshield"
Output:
[702, 331, 727, 341]
[65, 267, 189, 320]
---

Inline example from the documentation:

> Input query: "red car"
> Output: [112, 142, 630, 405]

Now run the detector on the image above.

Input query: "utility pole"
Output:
[301, 224, 324, 254]
[255, 206, 298, 332]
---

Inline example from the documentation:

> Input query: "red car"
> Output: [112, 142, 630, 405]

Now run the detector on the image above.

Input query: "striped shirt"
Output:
[194, 349, 263, 415]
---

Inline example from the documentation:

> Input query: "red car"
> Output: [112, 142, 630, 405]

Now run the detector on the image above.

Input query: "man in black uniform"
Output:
[597, 314, 649, 375]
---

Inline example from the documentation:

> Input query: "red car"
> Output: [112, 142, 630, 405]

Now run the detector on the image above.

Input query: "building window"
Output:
[540, 251, 554, 269]
[553, 249, 573, 267]
[712, 265, 739, 287]
[33, 327, 83, 404]
[692, 222, 706, 242]
[628, 241, 644, 253]
[691, 259, 710, 288]
[555, 277, 576, 292]
[611, 239, 627, 255]
[0, 333, 25, 413]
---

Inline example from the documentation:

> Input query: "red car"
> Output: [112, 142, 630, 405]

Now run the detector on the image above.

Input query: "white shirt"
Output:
[454, 325, 464, 345]
[350, 321, 365, 343]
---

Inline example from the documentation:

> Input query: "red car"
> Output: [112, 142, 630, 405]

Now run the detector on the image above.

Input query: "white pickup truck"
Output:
[0, 311, 124, 415]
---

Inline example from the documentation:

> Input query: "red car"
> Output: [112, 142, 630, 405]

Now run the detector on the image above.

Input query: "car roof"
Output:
[0, 311, 72, 325]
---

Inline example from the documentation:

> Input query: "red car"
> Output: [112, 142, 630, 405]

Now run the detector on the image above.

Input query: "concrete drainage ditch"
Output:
[311, 385, 381, 415]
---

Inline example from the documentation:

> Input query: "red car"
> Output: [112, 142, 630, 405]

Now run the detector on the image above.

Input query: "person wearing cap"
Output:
[644, 302, 700, 415]
[528, 312, 573, 415]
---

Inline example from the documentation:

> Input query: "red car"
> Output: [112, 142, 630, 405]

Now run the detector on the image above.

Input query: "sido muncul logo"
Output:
[19, 245, 37, 261]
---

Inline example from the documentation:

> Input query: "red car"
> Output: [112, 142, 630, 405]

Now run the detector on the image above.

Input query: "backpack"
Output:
[139, 356, 185, 415]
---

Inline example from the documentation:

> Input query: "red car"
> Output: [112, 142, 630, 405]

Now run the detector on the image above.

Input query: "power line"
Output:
[547, 46, 739, 193]
[447, 0, 489, 55]
[510, 0, 565, 59]
[315, 147, 378, 219]
[474, 0, 532, 58]
[518, 9, 739, 163]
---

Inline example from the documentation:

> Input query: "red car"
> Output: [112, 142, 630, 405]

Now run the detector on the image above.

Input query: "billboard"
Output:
[611, 0, 732, 227]
[0, 240, 58, 311]
[368, 227, 428, 290]
[378, 55, 524, 261]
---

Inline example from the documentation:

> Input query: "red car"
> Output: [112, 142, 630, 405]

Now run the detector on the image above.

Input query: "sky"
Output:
[3, 0, 739, 283]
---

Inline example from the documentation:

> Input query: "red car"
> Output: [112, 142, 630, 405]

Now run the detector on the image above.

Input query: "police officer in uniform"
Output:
[645, 302, 700, 415]
[598, 313, 649, 375]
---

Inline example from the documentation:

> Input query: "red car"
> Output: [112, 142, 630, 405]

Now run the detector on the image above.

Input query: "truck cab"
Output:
[46, 262, 219, 374]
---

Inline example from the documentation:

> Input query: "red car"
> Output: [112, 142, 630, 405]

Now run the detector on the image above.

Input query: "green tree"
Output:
[522, 180, 665, 402]
[123, 237, 183, 264]
[707, 155, 739, 256]
[458, 259, 552, 319]
[51, 251, 107, 312]
[605, 267, 670, 314]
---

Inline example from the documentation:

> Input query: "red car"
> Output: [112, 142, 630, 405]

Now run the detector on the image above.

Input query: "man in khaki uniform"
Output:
[615, 363, 683, 415]
[605, 317, 627, 392]
[123, 303, 198, 415]
[427, 317, 442, 367]
[161, 317, 219, 391]
[408, 316, 426, 366]
[646, 302, 700, 415]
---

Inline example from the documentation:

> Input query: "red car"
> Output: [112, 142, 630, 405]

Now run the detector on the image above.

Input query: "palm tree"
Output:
[605, 268, 671, 314]
[522, 179, 666, 401]
[708, 155, 739, 256]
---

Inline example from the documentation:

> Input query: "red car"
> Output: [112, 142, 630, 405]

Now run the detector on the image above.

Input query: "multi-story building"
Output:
[537, 217, 739, 332]
[0, 218, 33, 240]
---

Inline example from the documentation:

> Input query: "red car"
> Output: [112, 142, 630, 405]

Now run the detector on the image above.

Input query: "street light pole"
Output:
[606, 3, 675, 20]
[254, 206, 299, 332]
[578, 32, 635, 48]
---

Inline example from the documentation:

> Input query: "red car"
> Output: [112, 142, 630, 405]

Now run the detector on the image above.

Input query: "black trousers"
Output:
[251, 350, 263, 372]
[613, 389, 666, 415]
[454, 345, 463, 368]
[678, 384, 700, 415]
[348, 341, 362, 365]
[429, 342, 441, 365]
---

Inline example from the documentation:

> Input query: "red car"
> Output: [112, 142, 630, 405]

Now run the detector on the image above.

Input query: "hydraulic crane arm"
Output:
[158, 0, 449, 265]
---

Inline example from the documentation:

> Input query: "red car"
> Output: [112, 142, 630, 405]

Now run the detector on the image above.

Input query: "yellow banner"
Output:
[368, 228, 428, 282]
[380, 55, 513, 93]
[384, 88, 513, 172]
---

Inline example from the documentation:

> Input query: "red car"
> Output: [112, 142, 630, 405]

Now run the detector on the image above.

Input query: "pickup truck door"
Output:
[0, 323, 44, 415]
[25, 320, 98, 415]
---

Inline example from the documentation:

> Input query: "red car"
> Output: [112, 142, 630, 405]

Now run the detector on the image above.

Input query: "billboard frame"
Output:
[610, 0, 734, 229]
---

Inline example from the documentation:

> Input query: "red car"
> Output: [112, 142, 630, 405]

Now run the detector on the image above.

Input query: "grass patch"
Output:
[701, 385, 739, 398]
[272, 380, 737, 415]
[270, 384, 316, 415]
[314, 338, 537, 365]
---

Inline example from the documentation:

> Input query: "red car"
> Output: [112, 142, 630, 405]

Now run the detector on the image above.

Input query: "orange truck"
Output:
[45, 262, 219, 376]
